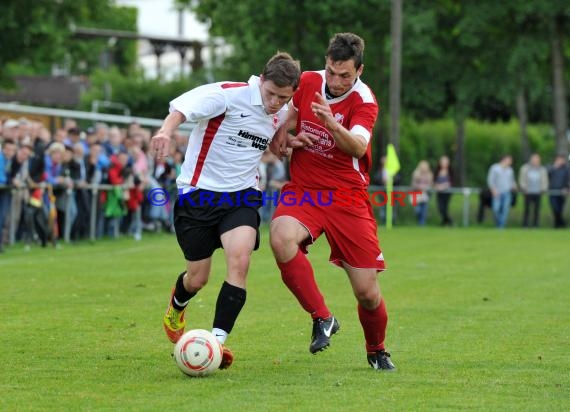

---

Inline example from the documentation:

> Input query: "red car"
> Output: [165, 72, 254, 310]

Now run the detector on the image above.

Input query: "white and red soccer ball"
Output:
[173, 329, 223, 377]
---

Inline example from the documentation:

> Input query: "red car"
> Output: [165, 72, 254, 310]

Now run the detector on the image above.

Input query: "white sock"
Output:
[211, 328, 228, 344]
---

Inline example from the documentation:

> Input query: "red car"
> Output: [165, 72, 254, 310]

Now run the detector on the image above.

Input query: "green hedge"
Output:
[392, 117, 555, 187]
[79, 68, 210, 120]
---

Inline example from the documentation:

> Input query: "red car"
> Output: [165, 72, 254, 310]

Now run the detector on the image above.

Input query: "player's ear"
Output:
[357, 64, 364, 78]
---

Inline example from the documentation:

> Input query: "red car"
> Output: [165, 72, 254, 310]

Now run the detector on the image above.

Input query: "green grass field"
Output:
[1, 227, 569, 411]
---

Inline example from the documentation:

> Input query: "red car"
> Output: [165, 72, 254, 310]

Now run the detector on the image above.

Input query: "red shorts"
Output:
[272, 183, 386, 271]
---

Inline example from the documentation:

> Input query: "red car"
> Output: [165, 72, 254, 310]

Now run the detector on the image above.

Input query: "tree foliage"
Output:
[178, 0, 392, 165]
[2, 0, 569, 162]
[180, 0, 391, 99]
[179, 0, 568, 122]
[0, 0, 137, 87]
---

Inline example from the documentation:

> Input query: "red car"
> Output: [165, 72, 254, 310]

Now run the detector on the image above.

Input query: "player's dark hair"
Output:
[262, 52, 301, 90]
[326, 32, 365, 69]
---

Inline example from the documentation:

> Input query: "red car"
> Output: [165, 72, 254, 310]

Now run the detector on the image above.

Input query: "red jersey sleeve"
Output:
[292, 71, 313, 112]
[349, 101, 378, 135]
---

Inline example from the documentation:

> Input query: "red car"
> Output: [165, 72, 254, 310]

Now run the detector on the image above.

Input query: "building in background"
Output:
[116, 0, 227, 80]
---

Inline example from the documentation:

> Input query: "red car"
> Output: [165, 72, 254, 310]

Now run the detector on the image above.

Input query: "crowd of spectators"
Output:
[373, 152, 569, 228]
[0, 116, 186, 252]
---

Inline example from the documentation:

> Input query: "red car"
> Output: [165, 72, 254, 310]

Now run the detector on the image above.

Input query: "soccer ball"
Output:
[173, 329, 223, 377]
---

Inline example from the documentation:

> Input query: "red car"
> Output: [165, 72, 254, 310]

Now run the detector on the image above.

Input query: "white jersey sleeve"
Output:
[169, 83, 227, 123]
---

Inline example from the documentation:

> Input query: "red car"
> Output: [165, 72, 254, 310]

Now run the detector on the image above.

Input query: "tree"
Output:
[180, 0, 569, 174]
[389, 0, 403, 153]
[398, 0, 569, 183]
[0, 0, 137, 87]
[399, 1, 496, 185]
[178, 0, 391, 165]
[181, 0, 390, 84]
[551, 14, 569, 157]
[504, 1, 569, 159]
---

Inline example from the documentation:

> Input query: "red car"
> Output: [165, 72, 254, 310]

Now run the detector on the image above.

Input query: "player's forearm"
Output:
[283, 107, 298, 133]
[329, 123, 367, 158]
[158, 110, 186, 137]
[268, 126, 288, 157]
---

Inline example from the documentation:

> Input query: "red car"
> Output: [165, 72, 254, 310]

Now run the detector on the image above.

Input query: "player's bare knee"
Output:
[269, 223, 282, 245]
[185, 273, 209, 291]
[225, 256, 249, 288]
[269, 226, 291, 253]
[227, 252, 251, 275]
[187, 278, 208, 292]
[355, 289, 380, 309]
[272, 222, 300, 249]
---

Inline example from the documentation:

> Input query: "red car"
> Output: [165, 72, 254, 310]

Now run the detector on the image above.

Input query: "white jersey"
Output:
[172, 75, 287, 193]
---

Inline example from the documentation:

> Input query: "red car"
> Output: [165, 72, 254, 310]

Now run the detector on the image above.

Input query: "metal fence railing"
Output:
[1, 183, 144, 246]
[368, 185, 568, 227]
[2, 184, 568, 248]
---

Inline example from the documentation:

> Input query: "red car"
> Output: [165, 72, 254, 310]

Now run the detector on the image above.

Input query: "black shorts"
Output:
[173, 188, 262, 261]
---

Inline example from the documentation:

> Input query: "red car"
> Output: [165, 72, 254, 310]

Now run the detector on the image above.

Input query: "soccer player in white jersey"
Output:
[151, 52, 301, 369]
[270, 33, 396, 370]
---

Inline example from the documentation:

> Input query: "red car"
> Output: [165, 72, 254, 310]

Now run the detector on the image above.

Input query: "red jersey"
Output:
[290, 71, 378, 190]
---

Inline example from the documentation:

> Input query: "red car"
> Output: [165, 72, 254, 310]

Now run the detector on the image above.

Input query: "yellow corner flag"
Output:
[384, 144, 400, 230]
[385, 144, 400, 177]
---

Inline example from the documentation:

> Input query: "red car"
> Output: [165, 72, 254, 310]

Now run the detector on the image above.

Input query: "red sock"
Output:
[277, 249, 330, 319]
[358, 299, 388, 352]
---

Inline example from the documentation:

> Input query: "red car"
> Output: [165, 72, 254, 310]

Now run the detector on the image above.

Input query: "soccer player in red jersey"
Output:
[270, 33, 395, 370]
[151, 52, 301, 369]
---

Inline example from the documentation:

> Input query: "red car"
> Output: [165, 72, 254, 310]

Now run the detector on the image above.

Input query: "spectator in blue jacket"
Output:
[0, 139, 17, 252]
